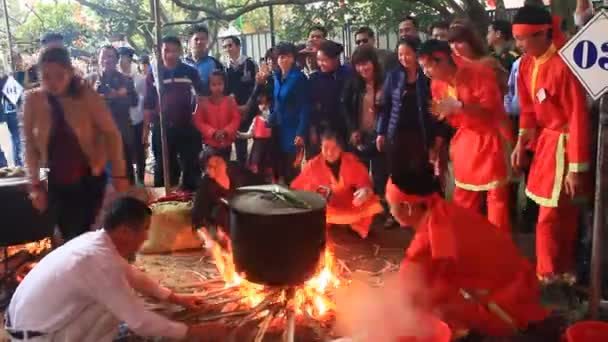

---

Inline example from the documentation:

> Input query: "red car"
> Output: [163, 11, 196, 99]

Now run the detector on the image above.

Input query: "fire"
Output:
[5, 238, 52, 259]
[200, 229, 342, 319]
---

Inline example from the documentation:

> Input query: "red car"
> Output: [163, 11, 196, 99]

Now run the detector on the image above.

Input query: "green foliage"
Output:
[277, 0, 442, 43]
[13, 1, 103, 53]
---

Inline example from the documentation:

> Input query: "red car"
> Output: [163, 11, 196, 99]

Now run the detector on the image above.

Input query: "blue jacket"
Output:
[268, 67, 311, 153]
[183, 54, 224, 96]
[376, 66, 449, 147]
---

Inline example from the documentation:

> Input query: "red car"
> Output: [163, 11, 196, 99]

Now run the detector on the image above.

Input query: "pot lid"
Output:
[230, 187, 326, 215]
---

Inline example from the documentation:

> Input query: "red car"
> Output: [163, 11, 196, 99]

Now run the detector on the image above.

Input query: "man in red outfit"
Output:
[512, 5, 590, 284]
[385, 168, 549, 338]
[291, 131, 383, 238]
[418, 40, 514, 234]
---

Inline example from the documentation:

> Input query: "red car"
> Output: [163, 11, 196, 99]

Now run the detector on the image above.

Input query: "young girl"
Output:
[194, 71, 241, 160]
[237, 91, 273, 178]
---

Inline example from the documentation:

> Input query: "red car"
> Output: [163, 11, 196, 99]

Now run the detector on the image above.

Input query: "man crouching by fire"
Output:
[385, 166, 564, 341]
[6, 197, 228, 341]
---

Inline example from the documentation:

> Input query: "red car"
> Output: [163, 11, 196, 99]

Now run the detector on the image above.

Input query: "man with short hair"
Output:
[308, 25, 328, 49]
[222, 35, 257, 166]
[6, 197, 227, 341]
[144, 36, 206, 191]
[429, 21, 449, 41]
[118, 47, 148, 185]
[184, 25, 224, 96]
[291, 131, 383, 238]
[398, 16, 423, 41]
[87, 45, 139, 184]
[487, 20, 520, 74]
[354, 26, 398, 74]
[24, 32, 65, 89]
[512, 5, 590, 284]
[418, 39, 513, 234]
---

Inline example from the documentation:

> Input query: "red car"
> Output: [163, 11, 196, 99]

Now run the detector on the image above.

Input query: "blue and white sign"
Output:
[2, 76, 23, 106]
[560, 9, 608, 100]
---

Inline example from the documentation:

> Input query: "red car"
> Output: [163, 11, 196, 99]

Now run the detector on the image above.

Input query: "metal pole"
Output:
[2, 0, 14, 73]
[269, 5, 276, 46]
[152, 0, 171, 194]
[590, 94, 608, 319]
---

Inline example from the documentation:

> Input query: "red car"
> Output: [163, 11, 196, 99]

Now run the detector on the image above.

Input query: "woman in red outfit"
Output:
[194, 71, 241, 160]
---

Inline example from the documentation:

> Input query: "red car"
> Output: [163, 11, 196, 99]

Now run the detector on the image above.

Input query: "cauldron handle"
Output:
[316, 185, 332, 201]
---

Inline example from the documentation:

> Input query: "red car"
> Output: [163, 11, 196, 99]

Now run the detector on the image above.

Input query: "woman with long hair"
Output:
[447, 24, 509, 94]
[24, 47, 128, 240]
[341, 45, 387, 208]
[375, 37, 451, 227]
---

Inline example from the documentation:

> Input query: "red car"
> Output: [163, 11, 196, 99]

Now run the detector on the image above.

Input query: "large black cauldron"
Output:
[0, 177, 53, 247]
[229, 187, 326, 287]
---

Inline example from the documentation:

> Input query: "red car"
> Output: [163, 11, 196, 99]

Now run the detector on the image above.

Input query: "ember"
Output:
[3, 238, 52, 261]
[182, 228, 346, 341]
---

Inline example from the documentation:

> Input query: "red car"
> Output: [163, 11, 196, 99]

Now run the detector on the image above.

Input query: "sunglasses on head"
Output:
[355, 38, 369, 45]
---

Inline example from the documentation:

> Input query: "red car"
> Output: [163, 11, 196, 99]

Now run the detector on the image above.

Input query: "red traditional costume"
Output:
[291, 152, 383, 238]
[386, 179, 548, 336]
[431, 61, 513, 233]
[514, 23, 590, 278]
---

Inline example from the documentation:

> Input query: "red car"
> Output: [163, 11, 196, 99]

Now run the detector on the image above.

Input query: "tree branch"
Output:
[170, 0, 327, 21]
[164, 17, 210, 27]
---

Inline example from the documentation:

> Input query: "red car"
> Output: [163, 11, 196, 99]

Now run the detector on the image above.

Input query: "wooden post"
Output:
[2, 0, 14, 73]
[152, 0, 171, 194]
[590, 93, 608, 319]
[269, 5, 276, 46]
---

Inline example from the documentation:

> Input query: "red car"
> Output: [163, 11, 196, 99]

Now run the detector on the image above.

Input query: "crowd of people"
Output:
[2, 0, 602, 340]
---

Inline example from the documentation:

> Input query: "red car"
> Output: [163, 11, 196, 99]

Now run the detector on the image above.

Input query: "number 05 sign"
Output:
[560, 10, 608, 100]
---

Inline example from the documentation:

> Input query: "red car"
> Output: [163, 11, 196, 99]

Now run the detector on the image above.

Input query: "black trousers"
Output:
[48, 173, 107, 241]
[234, 139, 248, 166]
[353, 133, 389, 198]
[277, 151, 300, 185]
[152, 123, 202, 191]
[131, 122, 146, 184]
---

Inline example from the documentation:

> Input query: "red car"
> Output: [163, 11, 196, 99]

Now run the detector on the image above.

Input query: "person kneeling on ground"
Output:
[192, 148, 265, 233]
[6, 197, 227, 341]
[291, 130, 383, 238]
[386, 168, 560, 340]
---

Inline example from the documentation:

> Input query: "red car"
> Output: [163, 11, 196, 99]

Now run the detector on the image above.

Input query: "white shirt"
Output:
[7, 230, 187, 339]
[129, 73, 147, 124]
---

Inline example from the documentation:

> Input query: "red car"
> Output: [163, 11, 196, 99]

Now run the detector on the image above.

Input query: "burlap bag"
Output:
[139, 201, 203, 254]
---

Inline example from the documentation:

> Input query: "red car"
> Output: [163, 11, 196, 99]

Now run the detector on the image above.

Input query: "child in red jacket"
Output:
[237, 92, 274, 178]
[194, 71, 240, 160]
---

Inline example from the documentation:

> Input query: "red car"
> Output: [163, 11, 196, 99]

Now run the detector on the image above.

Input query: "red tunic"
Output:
[401, 198, 548, 336]
[291, 152, 382, 223]
[431, 62, 513, 191]
[517, 44, 590, 207]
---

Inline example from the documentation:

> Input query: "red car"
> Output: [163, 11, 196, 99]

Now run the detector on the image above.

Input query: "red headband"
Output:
[512, 16, 566, 48]
[385, 178, 430, 205]
[512, 23, 552, 36]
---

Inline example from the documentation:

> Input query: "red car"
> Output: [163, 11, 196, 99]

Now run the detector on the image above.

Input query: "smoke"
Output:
[334, 266, 439, 342]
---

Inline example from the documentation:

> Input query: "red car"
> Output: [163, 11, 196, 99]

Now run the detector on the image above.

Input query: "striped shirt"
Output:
[144, 61, 205, 127]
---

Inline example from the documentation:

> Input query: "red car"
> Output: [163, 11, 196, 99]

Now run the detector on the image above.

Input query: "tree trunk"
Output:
[462, 0, 490, 34]
[494, 0, 507, 20]
[551, 0, 576, 33]
[524, 0, 545, 7]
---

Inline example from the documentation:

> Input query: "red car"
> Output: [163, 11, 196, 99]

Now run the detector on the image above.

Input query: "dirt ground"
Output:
[0, 213, 589, 342]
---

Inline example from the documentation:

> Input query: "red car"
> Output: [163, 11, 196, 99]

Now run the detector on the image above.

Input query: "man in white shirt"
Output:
[6, 197, 227, 341]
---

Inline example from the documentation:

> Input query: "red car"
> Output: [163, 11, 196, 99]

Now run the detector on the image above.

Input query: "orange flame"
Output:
[201, 229, 341, 319]
[5, 238, 52, 260]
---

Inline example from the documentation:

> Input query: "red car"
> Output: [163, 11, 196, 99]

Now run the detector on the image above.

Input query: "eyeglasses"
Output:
[355, 38, 369, 45]
[222, 44, 233, 49]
